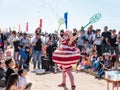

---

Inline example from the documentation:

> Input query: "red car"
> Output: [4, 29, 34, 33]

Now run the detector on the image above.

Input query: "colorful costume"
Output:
[52, 38, 80, 72]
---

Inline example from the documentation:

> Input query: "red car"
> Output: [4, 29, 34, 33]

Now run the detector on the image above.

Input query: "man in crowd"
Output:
[101, 26, 111, 54]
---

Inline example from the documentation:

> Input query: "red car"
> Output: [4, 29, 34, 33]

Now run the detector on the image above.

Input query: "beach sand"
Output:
[27, 71, 108, 90]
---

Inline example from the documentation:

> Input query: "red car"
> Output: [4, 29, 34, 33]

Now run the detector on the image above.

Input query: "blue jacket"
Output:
[19, 49, 27, 59]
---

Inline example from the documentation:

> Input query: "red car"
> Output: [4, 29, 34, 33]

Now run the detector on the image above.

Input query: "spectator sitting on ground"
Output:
[90, 53, 101, 71]
[5, 58, 15, 83]
[76, 56, 90, 72]
[95, 53, 111, 79]
[81, 48, 87, 57]
[18, 69, 32, 90]
[84, 40, 91, 55]
[0, 61, 6, 87]
[110, 54, 116, 70]
[5, 73, 24, 90]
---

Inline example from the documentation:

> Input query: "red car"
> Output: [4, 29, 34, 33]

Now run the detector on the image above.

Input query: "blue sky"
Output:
[0, 0, 120, 33]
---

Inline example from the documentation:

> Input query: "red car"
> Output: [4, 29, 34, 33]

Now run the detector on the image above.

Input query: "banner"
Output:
[26, 22, 28, 32]
[40, 19, 42, 30]
[64, 12, 68, 29]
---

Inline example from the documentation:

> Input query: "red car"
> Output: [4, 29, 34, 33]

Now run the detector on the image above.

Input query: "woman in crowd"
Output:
[5, 73, 23, 90]
[109, 30, 119, 69]
[85, 25, 94, 45]
[93, 29, 102, 56]
[12, 31, 20, 69]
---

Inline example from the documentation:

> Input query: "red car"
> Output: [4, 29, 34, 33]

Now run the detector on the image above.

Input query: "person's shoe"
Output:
[32, 69, 36, 73]
[58, 83, 66, 87]
[71, 85, 76, 90]
[53, 70, 57, 74]
[76, 70, 78, 73]
[98, 76, 101, 80]
[95, 75, 99, 79]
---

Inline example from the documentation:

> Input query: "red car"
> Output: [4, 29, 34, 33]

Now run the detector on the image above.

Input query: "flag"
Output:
[40, 19, 42, 30]
[64, 12, 68, 29]
[26, 22, 28, 32]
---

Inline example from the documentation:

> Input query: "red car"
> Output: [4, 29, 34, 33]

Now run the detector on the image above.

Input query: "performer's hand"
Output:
[77, 31, 81, 36]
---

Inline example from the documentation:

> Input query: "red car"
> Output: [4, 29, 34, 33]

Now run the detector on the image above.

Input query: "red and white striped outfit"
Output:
[52, 39, 80, 71]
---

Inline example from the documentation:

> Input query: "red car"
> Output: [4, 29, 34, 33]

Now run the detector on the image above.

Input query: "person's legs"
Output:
[33, 50, 37, 69]
[106, 44, 110, 53]
[67, 70, 76, 90]
[22, 58, 28, 69]
[14, 52, 19, 68]
[38, 51, 42, 69]
[110, 46, 114, 54]
[58, 71, 66, 87]
[62, 71, 66, 84]
[26, 58, 30, 70]
[96, 45, 102, 56]
[115, 46, 119, 61]
[66, 70, 75, 86]
[114, 46, 119, 69]
[98, 68, 104, 77]
[101, 43, 105, 54]
[118, 43, 120, 54]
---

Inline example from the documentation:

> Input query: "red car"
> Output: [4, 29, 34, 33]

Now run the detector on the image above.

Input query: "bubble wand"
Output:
[57, 18, 65, 32]
[80, 13, 102, 31]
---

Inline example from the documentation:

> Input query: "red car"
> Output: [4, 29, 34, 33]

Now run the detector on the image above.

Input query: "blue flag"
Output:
[64, 12, 68, 29]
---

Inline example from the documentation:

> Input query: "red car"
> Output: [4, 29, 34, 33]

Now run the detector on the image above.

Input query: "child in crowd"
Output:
[25, 46, 31, 70]
[110, 54, 116, 69]
[84, 40, 91, 55]
[18, 69, 32, 90]
[18, 44, 28, 70]
[46, 40, 54, 71]
[95, 53, 111, 79]
[5, 58, 15, 83]
[90, 53, 101, 71]
[76, 56, 89, 72]
[76, 48, 87, 71]
[81, 48, 87, 57]
[0, 61, 6, 87]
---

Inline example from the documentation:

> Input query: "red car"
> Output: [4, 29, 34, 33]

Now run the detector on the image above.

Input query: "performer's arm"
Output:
[58, 35, 63, 42]
[68, 31, 81, 45]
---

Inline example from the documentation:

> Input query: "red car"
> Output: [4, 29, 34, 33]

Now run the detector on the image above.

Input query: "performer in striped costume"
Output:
[52, 30, 80, 90]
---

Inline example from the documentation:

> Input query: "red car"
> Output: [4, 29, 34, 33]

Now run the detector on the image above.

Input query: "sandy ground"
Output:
[1, 70, 119, 90]
[26, 71, 110, 90]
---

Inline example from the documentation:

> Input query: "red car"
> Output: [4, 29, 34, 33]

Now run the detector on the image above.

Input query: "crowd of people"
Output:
[0, 25, 120, 90]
